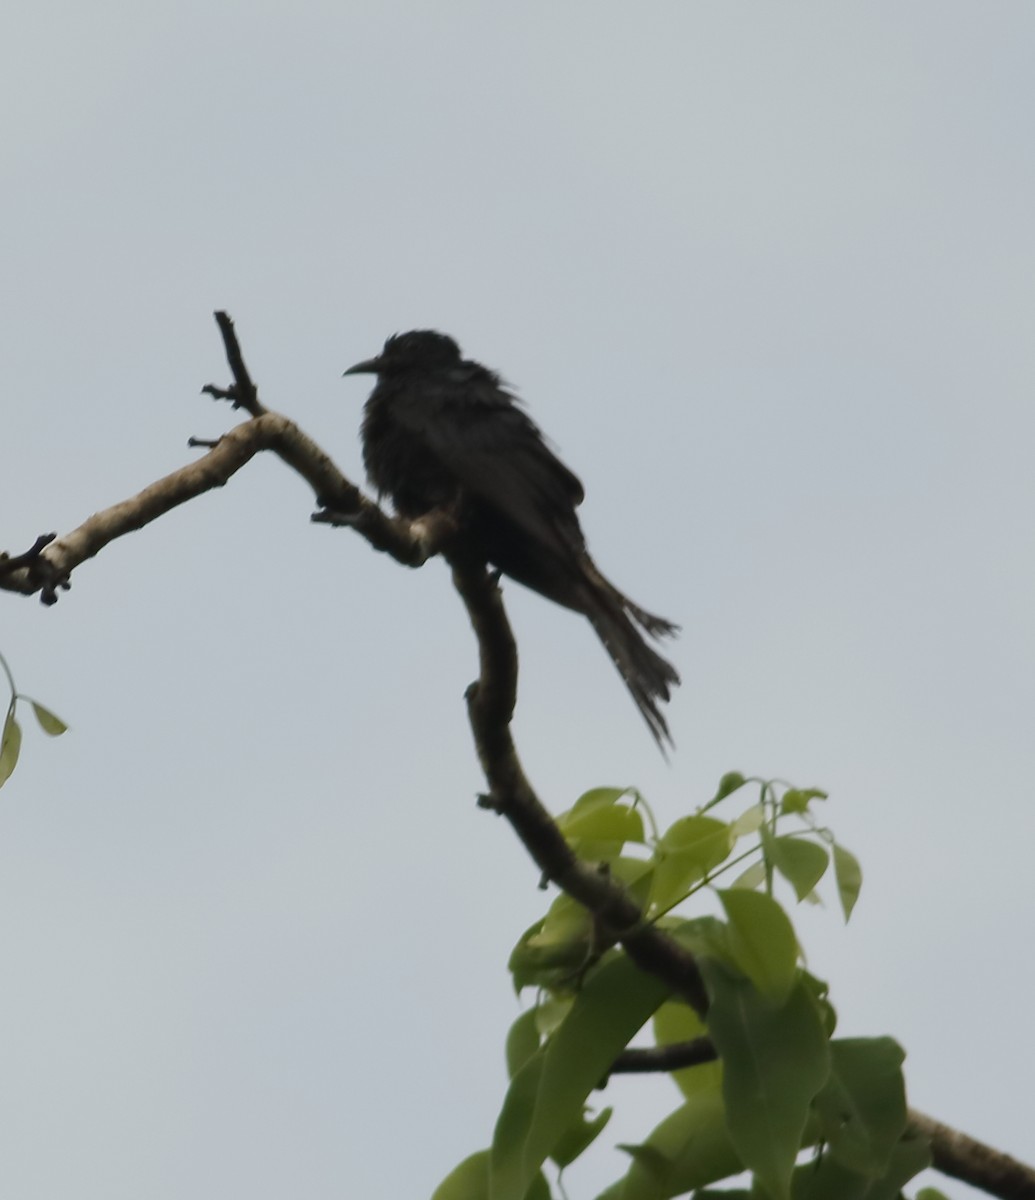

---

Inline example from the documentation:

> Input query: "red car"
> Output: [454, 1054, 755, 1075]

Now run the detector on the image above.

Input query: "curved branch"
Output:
[449, 557, 710, 1017]
[1, 313, 432, 603]
[449, 562, 1035, 1200]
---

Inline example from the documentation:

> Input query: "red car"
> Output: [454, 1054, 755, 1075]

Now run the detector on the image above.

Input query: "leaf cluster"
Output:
[436, 776, 929, 1200]
[0, 651, 67, 790]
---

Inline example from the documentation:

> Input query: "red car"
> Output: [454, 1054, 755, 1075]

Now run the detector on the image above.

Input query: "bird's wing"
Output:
[390, 368, 587, 555]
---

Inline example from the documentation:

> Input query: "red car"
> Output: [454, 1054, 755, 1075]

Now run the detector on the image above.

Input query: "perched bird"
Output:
[344, 331, 680, 748]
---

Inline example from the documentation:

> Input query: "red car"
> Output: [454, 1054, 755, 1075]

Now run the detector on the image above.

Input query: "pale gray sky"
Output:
[2, 4, 1033, 1197]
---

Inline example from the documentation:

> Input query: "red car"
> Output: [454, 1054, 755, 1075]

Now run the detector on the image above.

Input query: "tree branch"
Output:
[609, 1037, 718, 1075]
[0, 313, 433, 603]
[449, 557, 710, 1017]
[911, 1111, 1035, 1200]
[608, 1043, 1035, 1198]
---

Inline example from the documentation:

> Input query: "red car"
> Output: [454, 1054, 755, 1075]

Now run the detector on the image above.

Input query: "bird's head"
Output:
[344, 330, 463, 378]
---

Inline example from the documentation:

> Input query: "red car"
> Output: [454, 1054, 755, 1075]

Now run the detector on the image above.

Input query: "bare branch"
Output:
[450, 557, 710, 1017]
[609, 1037, 718, 1075]
[1, 313, 433, 602]
[910, 1111, 1035, 1200]
[202, 310, 265, 417]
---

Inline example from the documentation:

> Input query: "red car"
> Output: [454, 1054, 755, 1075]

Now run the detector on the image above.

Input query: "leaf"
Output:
[30, 701, 68, 736]
[558, 788, 644, 846]
[665, 915, 733, 965]
[800, 971, 838, 1037]
[790, 1127, 930, 1199]
[764, 834, 830, 903]
[713, 772, 748, 802]
[550, 1104, 612, 1168]
[508, 900, 592, 991]
[569, 786, 631, 811]
[832, 844, 863, 921]
[611, 855, 655, 913]
[556, 789, 647, 865]
[525, 1177, 552, 1200]
[0, 709, 22, 789]
[650, 816, 733, 915]
[812, 1038, 907, 1176]
[506, 1010, 541, 1079]
[534, 993, 574, 1040]
[780, 787, 828, 814]
[730, 803, 765, 837]
[729, 860, 767, 891]
[432, 1150, 489, 1200]
[717, 888, 799, 1001]
[606, 1088, 742, 1200]
[431, 1152, 552, 1200]
[490, 955, 671, 1200]
[701, 962, 831, 1200]
[652, 1001, 718, 1099]
[915, 1189, 953, 1200]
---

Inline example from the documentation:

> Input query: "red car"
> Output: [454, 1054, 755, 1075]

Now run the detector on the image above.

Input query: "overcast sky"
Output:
[2, 4, 1033, 1198]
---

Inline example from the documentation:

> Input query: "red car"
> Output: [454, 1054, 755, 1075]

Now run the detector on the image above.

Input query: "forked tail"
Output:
[584, 580, 680, 751]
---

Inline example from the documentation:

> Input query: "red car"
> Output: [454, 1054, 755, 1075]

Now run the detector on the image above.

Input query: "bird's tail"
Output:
[582, 573, 680, 751]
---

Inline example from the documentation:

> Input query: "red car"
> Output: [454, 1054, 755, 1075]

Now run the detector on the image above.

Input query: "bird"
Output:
[344, 330, 680, 748]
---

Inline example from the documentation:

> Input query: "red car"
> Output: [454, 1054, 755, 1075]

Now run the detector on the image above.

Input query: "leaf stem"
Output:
[0, 652, 15, 700]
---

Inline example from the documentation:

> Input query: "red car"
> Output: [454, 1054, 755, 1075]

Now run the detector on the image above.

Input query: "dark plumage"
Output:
[344, 330, 680, 747]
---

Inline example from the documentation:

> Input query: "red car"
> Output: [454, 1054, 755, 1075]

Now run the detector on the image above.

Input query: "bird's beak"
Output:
[343, 356, 382, 377]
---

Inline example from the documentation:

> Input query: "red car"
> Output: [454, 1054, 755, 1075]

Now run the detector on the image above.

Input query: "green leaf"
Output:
[491, 955, 671, 1200]
[534, 993, 574, 1040]
[29, 701, 68, 737]
[508, 899, 592, 991]
[431, 1152, 552, 1200]
[764, 835, 830, 903]
[717, 888, 799, 1001]
[790, 1128, 930, 1199]
[506, 1010, 542, 1080]
[812, 1038, 907, 1176]
[780, 788, 828, 814]
[731, 803, 765, 837]
[701, 962, 831, 1200]
[714, 772, 748, 802]
[525, 1177, 552, 1200]
[800, 971, 838, 1037]
[0, 709, 23, 789]
[611, 855, 656, 913]
[652, 1001, 718, 1099]
[650, 816, 733, 915]
[432, 1150, 489, 1200]
[666, 915, 733, 966]
[550, 1104, 612, 1168]
[558, 788, 645, 847]
[915, 1189, 953, 1200]
[729, 860, 767, 890]
[832, 844, 863, 921]
[569, 786, 631, 811]
[606, 1088, 742, 1200]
